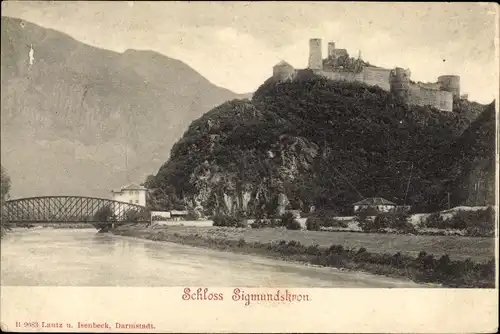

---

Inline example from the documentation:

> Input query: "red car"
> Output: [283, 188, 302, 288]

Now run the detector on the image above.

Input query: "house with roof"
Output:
[352, 197, 398, 214]
[170, 210, 189, 221]
[111, 183, 147, 207]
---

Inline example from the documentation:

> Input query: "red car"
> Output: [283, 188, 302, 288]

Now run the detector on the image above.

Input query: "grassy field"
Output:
[159, 226, 495, 263]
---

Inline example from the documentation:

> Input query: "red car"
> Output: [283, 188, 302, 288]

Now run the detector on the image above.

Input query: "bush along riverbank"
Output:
[112, 225, 495, 288]
[0, 224, 9, 238]
[212, 208, 496, 238]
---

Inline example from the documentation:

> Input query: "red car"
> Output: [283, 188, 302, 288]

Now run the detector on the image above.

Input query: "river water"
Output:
[1, 228, 427, 287]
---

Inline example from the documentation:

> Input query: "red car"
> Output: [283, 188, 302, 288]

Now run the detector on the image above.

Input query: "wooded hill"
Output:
[147, 75, 493, 216]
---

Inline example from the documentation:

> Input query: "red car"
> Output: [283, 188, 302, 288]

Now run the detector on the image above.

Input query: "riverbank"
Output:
[6, 223, 95, 229]
[112, 224, 495, 288]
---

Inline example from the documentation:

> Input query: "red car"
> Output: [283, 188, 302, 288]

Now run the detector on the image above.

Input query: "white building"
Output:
[111, 183, 147, 207]
[170, 210, 189, 221]
[353, 197, 397, 214]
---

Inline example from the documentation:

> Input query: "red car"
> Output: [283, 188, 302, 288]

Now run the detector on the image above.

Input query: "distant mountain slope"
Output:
[1, 16, 244, 198]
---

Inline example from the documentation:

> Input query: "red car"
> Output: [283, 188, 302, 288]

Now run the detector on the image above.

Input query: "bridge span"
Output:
[1, 196, 150, 224]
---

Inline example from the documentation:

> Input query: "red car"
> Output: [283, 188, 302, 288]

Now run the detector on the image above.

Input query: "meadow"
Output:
[159, 225, 495, 263]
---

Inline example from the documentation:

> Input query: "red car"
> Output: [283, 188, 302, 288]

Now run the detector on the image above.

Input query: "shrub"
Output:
[236, 220, 249, 228]
[423, 207, 495, 237]
[450, 208, 495, 236]
[305, 244, 320, 255]
[125, 209, 138, 222]
[322, 218, 348, 228]
[94, 205, 114, 222]
[423, 212, 445, 228]
[237, 238, 246, 247]
[250, 219, 266, 229]
[152, 215, 169, 221]
[361, 212, 415, 234]
[212, 214, 246, 228]
[388, 212, 416, 234]
[250, 218, 282, 229]
[269, 218, 281, 227]
[306, 217, 321, 231]
[281, 212, 302, 230]
[185, 208, 199, 220]
[306, 210, 348, 230]
[354, 209, 374, 229]
[358, 214, 383, 232]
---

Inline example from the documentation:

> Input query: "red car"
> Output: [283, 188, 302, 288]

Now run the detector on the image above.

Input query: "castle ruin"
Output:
[272, 38, 463, 112]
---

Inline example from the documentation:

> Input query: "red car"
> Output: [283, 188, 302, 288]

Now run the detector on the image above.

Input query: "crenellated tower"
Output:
[308, 38, 323, 70]
[437, 75, 460, 99]
[327, 42, 336, 58]
[272, 60, 296, 81]
[389, 67, 411, 103]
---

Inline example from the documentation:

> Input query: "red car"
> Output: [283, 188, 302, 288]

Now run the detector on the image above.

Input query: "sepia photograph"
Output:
[0, 1, 498, 332]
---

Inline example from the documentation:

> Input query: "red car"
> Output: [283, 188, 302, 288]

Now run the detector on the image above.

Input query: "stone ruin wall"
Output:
[361, 67, 392, 91]
[286, 66, 453, 112]
[314, 66, 392, 92]
[409, 83, 453, 112]
[272, 39, 458, 112]
[313, 69, 364, 83]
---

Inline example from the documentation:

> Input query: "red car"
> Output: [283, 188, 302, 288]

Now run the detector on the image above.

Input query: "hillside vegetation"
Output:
[147, 75, 493, 216]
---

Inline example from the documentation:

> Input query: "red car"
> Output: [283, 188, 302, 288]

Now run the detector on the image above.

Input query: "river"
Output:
[1, 228, 428, 287]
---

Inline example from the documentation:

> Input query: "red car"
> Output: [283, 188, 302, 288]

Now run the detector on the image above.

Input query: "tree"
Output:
[92, 205, 116, 232]
[125, 209, 140, 222]
[1, 165, 11, 204]
[281, 212, 302, 230]
[93, 205, 114, 222]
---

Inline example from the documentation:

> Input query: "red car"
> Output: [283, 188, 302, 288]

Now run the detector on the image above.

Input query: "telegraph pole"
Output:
[403, 162, 413, 205]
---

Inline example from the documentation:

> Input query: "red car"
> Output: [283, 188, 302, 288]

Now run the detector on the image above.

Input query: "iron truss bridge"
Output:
[1, 196, 150, 224]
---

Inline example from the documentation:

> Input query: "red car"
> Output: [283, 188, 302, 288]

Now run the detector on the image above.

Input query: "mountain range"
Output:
[1, 16, 251, 198]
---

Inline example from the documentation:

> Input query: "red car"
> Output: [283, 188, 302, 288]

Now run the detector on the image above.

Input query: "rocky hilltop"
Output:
[146, 75, 493, 216]
[1, 16, 248, 197]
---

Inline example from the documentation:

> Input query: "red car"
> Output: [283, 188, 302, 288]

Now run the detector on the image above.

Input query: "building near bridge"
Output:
[111, 183, 147, 207]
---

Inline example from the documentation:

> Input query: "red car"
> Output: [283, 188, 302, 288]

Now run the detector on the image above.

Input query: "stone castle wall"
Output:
[361, 67, 392, 91]
[274, 66, 454, 112]
[312, 69, 364, 83]
[409, 84, 453, 112]
[312, 67, 391, 91]
[272, 38, 458, 112]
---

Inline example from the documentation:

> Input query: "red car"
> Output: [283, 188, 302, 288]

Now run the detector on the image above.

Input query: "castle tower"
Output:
[437, 75, 460, 99]
[308, 38, 323, 70]
[390, 67, 411, 102]
[327, 42, 336, 58]
[272, 60, 296, 82]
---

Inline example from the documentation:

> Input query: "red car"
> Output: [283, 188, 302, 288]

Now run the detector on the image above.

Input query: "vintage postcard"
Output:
[0, 1, 498, 333]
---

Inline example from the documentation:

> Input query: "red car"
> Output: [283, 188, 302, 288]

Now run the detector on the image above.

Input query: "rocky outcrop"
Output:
[446, 103, 496, 206]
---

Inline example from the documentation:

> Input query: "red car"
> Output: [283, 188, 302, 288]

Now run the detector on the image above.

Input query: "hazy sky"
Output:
[2, 1, 498, 103]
